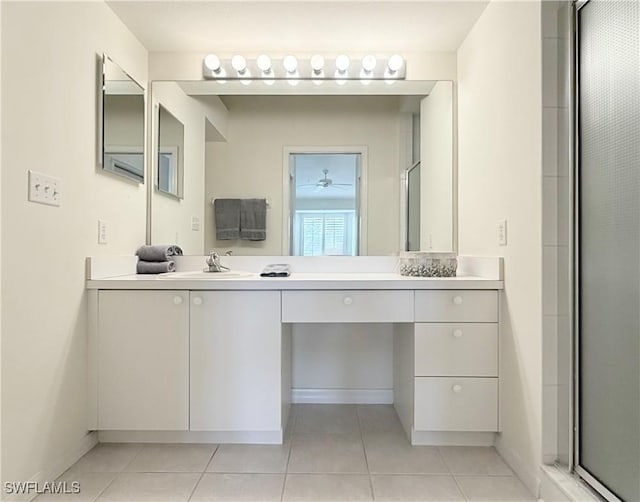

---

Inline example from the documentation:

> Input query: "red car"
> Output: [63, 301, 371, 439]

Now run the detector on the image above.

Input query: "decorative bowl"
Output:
[399, 252, 457, 277]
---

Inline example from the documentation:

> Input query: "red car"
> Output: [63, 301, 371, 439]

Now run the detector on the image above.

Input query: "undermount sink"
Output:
[158, 270, 253, 280]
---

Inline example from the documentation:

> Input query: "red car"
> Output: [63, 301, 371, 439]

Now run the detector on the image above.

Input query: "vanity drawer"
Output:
[281, 290, 413, 323]
[414, 377, 498, 432]
[414, 323, 498, 377]
[414, 290, 498, 322]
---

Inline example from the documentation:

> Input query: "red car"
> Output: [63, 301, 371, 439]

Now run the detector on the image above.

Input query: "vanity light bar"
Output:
[202, 54, 406, 83]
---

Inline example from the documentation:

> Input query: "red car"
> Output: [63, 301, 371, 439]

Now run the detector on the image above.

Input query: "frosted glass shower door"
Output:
[577, 1, 640, 500]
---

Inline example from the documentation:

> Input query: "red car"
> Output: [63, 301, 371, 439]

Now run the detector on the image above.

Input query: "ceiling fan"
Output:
[299, 169, 353, 190]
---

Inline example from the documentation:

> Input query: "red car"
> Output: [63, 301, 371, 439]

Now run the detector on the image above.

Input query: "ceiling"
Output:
[294, 153, 358, 200]
[106, 1, 489, 53]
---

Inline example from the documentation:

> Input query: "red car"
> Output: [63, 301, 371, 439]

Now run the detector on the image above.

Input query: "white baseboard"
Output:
[411, 429, 496, 446]
[494, 436, 541, 499]
[98, 430, 283, 444]
[3, 432, 98, 501]
[291, 388, 393, 404]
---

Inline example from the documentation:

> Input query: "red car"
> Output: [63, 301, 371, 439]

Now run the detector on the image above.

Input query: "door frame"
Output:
[282, 146, 368, 255]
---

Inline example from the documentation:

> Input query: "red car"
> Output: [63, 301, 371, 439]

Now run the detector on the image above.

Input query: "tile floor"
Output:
[38, 405, 535, 501]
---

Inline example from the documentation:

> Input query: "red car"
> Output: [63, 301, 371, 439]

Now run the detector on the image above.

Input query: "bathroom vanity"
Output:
[86, 256, 503, 447]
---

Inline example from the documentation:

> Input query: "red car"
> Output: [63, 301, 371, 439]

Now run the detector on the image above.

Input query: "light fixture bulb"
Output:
[362, 55, 376, 74]
[310, 54, 325, 74]
[204, 54, 221, 72]
[256, 54, 272, 72]
[231, 55, 247, 74]
[387, 54, 403, 73]
[335, 54, 350, 73]
[283, 55, 298, 74]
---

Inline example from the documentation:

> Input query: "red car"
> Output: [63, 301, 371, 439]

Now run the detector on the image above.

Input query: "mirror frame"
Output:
[98, 53, 146, 184]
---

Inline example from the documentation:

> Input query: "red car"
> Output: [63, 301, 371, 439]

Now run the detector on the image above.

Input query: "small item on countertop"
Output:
[214, 198, 241, 240]
[135, 244, 183, 262]
[137, 260, 176, 274]
[240, 198, 267, 241]
[398, 252, 457, 277]
[260, 264, 291, 277]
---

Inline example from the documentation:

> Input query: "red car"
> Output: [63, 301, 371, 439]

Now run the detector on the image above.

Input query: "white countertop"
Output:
[87, 272, 503, 290]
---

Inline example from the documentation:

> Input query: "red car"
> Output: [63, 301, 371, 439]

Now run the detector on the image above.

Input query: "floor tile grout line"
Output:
[435, 445, 453, 476]
[281, 406, 297, 501]
[202, 444, 220, 473]
[186, 471, 207, 502]
[355, 405, 376, 501]
[115, 443, 145, 473]
[451, 470, 470, 502]
[90, 472, 119, 502]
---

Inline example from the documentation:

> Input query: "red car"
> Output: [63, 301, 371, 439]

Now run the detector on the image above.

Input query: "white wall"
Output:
[1, 1, 148, 492]
[205, 95, 405, 256]
[0, 0, 3, 488]
[457, 0, 542, 495]
[151, 82, 228, 254]
[420, 81, 453, 252]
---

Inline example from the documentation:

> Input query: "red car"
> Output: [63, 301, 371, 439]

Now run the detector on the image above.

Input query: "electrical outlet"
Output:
[498, 219, 507, 246]
[98, 220, 108, 245]
[28, 170, 61, 206]
[191, 216, 200, 231]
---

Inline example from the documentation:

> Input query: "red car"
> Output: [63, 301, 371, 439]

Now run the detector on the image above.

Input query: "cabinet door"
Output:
[190, 291, 282, 431]
[98, 290, 189, 430]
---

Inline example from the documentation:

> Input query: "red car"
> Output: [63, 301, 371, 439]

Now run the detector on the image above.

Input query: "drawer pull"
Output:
[343, 297, 353, 305]
[453, 295, 463, 305]
[453, 329, 463, 338]
[173, 296, 184, 305]
[452, 384, 463, 393]
[192, 297, 203, 306]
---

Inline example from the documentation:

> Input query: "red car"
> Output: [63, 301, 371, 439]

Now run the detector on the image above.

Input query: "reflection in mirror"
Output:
[289, 152, 362, 256]
[101, 55, 145, 183]
[148, 81, 454, 256]
[157, 105, 184, 198]
[406, 161, 421, 251]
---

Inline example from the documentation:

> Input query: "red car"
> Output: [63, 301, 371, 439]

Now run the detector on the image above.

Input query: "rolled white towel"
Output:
[136, 244, 183, 262]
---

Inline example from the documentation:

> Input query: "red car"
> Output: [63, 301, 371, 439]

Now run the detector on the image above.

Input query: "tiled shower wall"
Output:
[541, 1, 572, 467]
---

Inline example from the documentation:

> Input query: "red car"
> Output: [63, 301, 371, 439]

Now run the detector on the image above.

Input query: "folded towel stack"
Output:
[135, 244, 183, 274]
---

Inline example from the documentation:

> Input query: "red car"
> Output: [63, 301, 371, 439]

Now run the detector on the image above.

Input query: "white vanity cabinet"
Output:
[395, 290, 500, 443]
[87, 261, 503, 445]
[189, 291, 286, 433]
[97, 290, 189, 430]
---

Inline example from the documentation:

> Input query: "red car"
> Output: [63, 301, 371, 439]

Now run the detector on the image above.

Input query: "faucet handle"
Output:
[206, 250, 219, 266]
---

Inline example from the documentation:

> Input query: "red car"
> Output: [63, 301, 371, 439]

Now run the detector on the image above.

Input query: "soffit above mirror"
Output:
[175, 79, 437, 96]
[106, 1, 489, 53]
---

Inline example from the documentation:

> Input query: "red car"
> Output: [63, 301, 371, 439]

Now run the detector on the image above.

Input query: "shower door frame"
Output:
[573, 1, 632, 500]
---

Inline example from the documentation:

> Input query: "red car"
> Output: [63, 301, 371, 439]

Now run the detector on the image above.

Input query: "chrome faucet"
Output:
[205, 250, 229, 272]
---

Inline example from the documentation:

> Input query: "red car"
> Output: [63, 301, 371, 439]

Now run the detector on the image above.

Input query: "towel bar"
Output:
[211, 197, 270, 209]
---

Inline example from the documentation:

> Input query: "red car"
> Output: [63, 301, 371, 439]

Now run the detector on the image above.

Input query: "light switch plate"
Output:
[28, 170, 61, 206]
[498, 219, 507, 246]
[191, 216, 200, 231]
[98, 220, 108, 245]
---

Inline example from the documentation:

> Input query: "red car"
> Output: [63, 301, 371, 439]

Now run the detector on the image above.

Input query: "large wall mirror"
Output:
[149, 80, 454, 256]
[99, 55, 145, 183]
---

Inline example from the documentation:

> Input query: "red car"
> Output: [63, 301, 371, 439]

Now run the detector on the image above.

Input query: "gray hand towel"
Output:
[214, 199, 241, 240]
[240, 198, 267, 241]
[137, 260, 176, 274]
[136, 244, 183, 261]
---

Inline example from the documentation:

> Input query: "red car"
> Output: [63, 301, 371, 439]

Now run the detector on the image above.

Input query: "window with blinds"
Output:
[295, 211, 356, 256]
